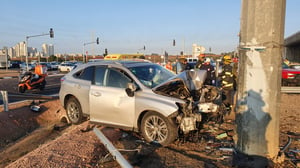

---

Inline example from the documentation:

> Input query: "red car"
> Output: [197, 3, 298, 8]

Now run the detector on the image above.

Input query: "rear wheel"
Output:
[65, 97, 83, 124]
[141, 111, 177, 146]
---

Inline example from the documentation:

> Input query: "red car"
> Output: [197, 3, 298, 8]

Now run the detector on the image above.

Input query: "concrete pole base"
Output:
[232, 150, 274, 168]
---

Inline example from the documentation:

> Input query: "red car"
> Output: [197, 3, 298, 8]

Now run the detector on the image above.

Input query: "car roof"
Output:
[84, 60, 155, 68]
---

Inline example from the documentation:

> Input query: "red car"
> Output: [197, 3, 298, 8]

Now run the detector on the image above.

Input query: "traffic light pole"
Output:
[25, 28, 54, 71]
[83, 37, 99, 63]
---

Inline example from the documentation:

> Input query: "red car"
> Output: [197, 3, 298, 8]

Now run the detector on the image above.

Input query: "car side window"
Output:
[94, 66, 106, 86]
[106, 68, 132, 88]
[73, 66, 95, 81]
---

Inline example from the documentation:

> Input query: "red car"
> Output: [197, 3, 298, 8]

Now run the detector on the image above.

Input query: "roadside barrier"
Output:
[281, 87, 300, 93]
[0, 91, 58, 112]
[0, 91, 8, 112]
[93, 127, 133, 168]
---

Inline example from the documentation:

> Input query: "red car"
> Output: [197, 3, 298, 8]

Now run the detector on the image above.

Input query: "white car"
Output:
[59, 60, 225, 146]
[58, 63, 76, 72]
[20, 63, 35, 71]
[50, 62, 59, 70]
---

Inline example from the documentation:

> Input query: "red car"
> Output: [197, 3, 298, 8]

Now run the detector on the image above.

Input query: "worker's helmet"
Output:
[204, 57, 211, 63]
[223, 55, 232, 63]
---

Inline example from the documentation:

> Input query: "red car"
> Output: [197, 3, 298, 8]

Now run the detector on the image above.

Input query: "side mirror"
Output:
[126, 83, 137, 97]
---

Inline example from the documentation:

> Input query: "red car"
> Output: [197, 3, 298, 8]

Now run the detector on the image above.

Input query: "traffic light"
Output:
[143, 45, 146, 50]
[104, 48, 108, 56]
[173, 39, 175, 46]
[49, 28, 54, 38]
[96, 37, 99, 44]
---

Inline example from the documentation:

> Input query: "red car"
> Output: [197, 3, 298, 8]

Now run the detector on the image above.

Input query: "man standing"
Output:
[221, 55, 235, 111]
[181, 59, 192, 71]
[195, 54, 205, 69]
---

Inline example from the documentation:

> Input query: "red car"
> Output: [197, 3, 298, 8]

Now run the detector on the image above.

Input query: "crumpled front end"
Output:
[153, 69, 224, 134]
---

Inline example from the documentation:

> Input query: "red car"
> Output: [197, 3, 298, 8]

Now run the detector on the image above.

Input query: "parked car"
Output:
[58, 62, 76, 72]
[59, 60, 225, 146]
[50, 62, 59, 70]
[39, 62, 52, 70]
[282, 63, 300, 86]
[10, 61, 22, 68]
[20, 63, 35, 71]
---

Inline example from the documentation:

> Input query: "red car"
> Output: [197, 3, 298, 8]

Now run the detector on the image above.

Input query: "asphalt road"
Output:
[0, 74, 64, 104]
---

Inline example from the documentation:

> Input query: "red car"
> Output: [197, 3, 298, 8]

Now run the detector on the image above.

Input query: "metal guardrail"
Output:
[281, 87, 300, 93]
[93, 127, 133, 168]
[7, 92, 59, 100]
[0, 90, 58, 112]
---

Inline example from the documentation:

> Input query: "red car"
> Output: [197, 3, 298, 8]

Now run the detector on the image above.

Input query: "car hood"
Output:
[153, 69, 207, 100]
[282, 68, 300, 74]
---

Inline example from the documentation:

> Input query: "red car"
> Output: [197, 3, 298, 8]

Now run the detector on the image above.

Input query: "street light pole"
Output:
[26, 37, 29, 71]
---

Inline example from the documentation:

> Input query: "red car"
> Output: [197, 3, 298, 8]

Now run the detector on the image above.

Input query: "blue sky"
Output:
[0, 0, 299, 56]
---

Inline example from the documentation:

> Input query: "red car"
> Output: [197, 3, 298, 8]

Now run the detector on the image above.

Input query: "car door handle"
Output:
[91, 91, 101, 97]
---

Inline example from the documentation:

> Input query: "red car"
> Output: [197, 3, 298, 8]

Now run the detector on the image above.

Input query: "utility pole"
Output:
[234, 0, 286, 167]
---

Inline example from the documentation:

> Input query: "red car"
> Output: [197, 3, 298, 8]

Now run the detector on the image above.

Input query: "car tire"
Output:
[141, 111, 178, 146]
[18, 85, 26, 93]
[66, 97, 83, 125]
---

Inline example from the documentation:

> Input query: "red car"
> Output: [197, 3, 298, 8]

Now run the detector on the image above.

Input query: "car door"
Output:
[89, 66, 135, 128]
[71, 66, 95, 114]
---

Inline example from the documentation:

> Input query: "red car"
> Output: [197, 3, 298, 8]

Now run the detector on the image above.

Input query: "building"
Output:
[42, 43, 54, 57]
[49, 44, 54, 56]
[42, 43, 49, 57]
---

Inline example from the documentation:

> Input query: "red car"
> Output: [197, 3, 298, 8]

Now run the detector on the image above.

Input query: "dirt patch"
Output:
[0, 94, 299, 168]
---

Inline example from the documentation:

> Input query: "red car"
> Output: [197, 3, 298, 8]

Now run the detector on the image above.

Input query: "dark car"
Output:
[10, 61, 22, 68]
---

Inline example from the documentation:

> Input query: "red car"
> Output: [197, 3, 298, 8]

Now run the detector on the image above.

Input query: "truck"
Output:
[0, 49, 10, 69]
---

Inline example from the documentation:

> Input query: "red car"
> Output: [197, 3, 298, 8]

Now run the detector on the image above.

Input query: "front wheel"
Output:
[40, 80, 46, 91]
[65, 97, 83, 124]
[141, 112, 178, 146]
[18, 85, 26, 93]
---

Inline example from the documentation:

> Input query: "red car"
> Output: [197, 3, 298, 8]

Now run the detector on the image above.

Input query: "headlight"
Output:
[287, 73, 295, 79]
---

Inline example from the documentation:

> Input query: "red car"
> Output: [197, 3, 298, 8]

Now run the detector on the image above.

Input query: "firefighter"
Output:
[221, 55, 235, 111]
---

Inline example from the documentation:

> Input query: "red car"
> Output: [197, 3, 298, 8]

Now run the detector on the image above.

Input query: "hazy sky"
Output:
[0, 0, 299, 55]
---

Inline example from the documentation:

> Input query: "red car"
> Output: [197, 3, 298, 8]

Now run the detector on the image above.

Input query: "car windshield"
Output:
[128, 64, 175, 88]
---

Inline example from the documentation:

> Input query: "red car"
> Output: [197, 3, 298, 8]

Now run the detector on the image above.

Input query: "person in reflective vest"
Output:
[221, 55, 235, 111]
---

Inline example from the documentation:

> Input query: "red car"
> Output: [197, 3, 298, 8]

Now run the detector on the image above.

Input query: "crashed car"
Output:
[59, 60, 225, 146]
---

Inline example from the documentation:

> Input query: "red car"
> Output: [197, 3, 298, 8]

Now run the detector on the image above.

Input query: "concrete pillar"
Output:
[234, 0, 286, 166]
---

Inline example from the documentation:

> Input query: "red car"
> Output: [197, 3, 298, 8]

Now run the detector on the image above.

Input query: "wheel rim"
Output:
[67, 101, 80, 122]
[144, 115, 168, 143]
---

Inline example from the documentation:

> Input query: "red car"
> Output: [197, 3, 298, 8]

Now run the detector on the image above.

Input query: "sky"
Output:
[0, 0, 299, 56]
